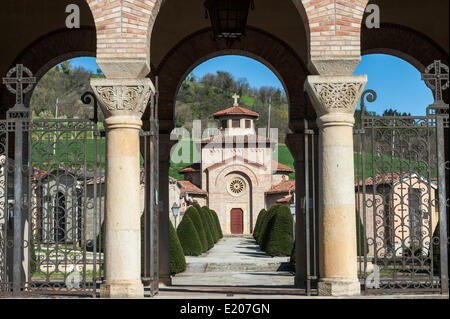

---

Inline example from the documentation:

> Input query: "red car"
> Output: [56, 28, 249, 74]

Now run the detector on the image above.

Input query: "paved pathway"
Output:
[170, 236, 294, 287]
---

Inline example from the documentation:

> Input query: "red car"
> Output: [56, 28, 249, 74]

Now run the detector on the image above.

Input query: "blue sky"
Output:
[67, 54, 434, 116]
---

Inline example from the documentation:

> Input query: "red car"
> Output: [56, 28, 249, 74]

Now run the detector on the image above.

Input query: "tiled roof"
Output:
[201, 134, 276, 144]
[355, 173, 437, 188]
[277, 195, 293, 203]
[266, 180, 295, 194]
[273, 161, 294, 172]
[177, 180, 208, 197]
[214, 106, 259, 118]
[179, 163, 201, 174]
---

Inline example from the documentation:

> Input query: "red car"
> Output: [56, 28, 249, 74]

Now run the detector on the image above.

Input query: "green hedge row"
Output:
[177, 204, 223, 257]
[253, 204, 294, 257]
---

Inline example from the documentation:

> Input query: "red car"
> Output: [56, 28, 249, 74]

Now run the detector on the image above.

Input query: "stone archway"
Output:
[0, 27, 96, 117]
[148, 27, 311, 133]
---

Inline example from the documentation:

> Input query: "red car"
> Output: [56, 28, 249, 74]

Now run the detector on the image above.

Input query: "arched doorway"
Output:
[230, 208, 244, 234]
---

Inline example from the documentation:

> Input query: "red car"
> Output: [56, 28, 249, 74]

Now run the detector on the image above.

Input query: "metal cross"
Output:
[2, 64, 36, 106]
[232, 93, 240, 106]
[422, 60, 449, 107]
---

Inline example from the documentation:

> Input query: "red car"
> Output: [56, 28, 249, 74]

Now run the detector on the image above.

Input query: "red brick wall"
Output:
[85, 0, 163, 60]
[301, 0, 369, 57]
[85, 0, 369, 67]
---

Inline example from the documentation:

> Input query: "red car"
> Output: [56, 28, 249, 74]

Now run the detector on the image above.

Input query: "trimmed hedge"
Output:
[264, 205, 294, 256]
[199, 206, 214, 250]
[258, 206, 277, 249]
[177, 215, 203, 256]
[184, 206, 207, 253]
[169, 220, 186, 275]
[203, 206, 219, 243]
[253, 209, 267, 242]
[211, 210, 223, 238]
[207, 208, 220, 243]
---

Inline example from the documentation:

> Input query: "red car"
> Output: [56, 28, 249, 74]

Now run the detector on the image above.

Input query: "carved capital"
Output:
[90, 78, 155, 119]
[305, 75, 367, 119]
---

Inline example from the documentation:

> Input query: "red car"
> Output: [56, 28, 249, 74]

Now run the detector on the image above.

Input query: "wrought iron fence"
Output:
[355, 90, 449, 295]
[0, 94, 106, 297]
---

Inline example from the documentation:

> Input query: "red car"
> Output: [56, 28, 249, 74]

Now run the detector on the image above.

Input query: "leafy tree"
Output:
[253, 209, 267, 241]
[258, 205, 278, 249]
[211, 210, 223, 238]
[199, 206, 214, 250]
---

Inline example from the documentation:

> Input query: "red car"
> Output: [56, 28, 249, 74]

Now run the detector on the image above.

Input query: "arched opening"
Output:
[166, 53, 297, 289]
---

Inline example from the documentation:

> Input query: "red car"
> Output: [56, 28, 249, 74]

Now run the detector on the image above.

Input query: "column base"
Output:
[100, 280, 144, 298]
[317, 278, 361, 296]
[158, 275, 172, 287]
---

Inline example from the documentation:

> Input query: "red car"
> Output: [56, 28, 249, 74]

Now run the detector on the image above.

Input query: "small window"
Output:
[232, 119, 240, 128]
[245, 120, 251, 128]
[222, 120, 228, 128]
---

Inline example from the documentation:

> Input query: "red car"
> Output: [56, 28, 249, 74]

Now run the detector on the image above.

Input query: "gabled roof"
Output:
[177, 180, 208, 197]
[273, 161, 294, 173]
[266, 180, 295, 194]
[213, 106, 259, 118]
[179, 163, 201, 174]
[355, 173, 438, 189]
[277, 195, 293, 203]
[205, 155, 265, 171]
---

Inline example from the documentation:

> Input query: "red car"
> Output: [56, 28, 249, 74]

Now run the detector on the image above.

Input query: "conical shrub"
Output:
[207, 209, 219, 243]
[253, 209, 267, 241]
[265, 205, 294, 256]
[169, 220, 186, 275]
[199, 206, 214, 250]
[211, 210, 223, 238]
[176, 215, 203, 256]
[203, 206, 219, 243]
[259, 206, 277, 248]
[184, 206, 207, 252]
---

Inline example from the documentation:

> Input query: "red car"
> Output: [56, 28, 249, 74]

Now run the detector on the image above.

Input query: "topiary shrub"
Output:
[207, 208, 220, 243]
[184, 206, 207, 252]
[211, 210, 223, 239]
[169, 220, 186, 275]
[199, 206, 214, 250]
[264, 205, 294, 256]
[203, 206, 219, 243]
[176, 215, 203, 256]
[258, 206, 277, 249]
[253, 209, 267, 242]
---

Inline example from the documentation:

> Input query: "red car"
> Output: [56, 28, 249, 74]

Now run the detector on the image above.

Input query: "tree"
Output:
[176, 215, 203, 256]
[253, 209, 267, 241]
[211, 210, 223, 239]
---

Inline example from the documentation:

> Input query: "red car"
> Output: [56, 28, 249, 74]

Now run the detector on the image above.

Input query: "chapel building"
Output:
[176, 95, 295, 235]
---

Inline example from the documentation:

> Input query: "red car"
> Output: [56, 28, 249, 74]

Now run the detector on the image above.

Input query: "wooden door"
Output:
[230, 208, 243, 234]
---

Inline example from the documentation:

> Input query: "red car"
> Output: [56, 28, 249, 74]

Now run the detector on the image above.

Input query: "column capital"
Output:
[305, 75, 367, 126]
[90, 78, 155, 120]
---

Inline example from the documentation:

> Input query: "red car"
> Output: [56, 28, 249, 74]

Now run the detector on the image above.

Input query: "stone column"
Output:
[158, 133, 176, 287]
[305, 75, 367, 296]
[91, 78, 155, 298]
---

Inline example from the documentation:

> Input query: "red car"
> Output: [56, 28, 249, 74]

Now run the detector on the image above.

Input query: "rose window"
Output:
[229, 177, 245, 195]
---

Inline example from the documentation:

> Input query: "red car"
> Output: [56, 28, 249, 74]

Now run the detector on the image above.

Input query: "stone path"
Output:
[170, 236, 294, 287]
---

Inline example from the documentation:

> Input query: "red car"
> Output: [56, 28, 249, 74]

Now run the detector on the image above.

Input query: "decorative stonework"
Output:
[305, 75, 367, 117]
[90, 78, 155, 118]
[228, 177, 246, 196]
